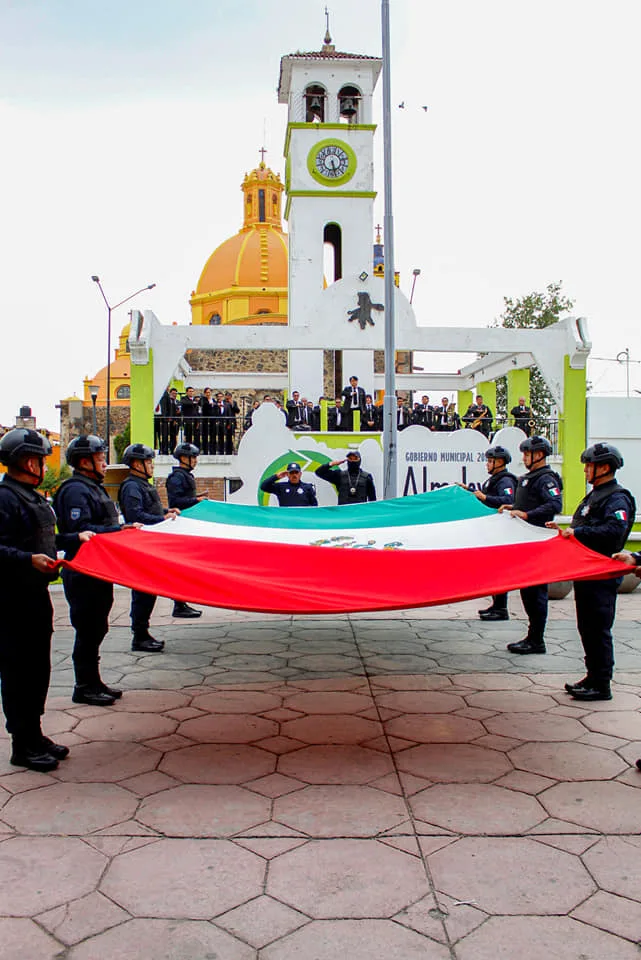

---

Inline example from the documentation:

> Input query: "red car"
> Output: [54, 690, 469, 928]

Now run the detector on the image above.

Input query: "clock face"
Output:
[315, 144, 350, 179]
[307, 139, 356, 186]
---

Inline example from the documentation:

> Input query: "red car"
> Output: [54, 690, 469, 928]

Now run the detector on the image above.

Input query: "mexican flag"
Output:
[66, 486, 628, 614]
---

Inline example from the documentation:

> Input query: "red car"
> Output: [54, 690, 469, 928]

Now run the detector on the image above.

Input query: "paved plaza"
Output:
[0, 586, 640, 959]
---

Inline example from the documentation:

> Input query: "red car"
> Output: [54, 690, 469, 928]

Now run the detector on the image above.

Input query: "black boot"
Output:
[172, 602, 202, 619]
[564, 676, 590, 694]
[40, 735, 70, 760]
[507, 638, 546, 655]
[11, 738, 59, 772]
[132, 629, 165, 652]
[98, 680, 123, 700]
[480, 609, 509, 621]
[570, 683, 612, 702]
[72, 685, 116, 706]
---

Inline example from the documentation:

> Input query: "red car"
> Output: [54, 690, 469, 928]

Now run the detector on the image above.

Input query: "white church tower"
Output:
[278, 24, 383, 398]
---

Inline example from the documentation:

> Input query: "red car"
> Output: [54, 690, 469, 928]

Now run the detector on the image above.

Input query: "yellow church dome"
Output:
[190, 159, 288, 326]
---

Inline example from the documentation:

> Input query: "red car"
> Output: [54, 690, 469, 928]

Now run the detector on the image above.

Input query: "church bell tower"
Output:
[278, 24, 382, 398]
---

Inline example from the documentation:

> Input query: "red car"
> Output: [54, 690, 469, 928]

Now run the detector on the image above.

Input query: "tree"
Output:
[492, 282, 575, 422]
[113, 420, 131, 465]
[40, 464, 72, 497]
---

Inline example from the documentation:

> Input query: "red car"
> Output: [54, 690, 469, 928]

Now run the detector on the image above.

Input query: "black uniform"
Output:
[260, 475, 318, 507]
[54, 474, 122, 688]
[511, 404, 533, 436]
[571, 480, 635, 685]
[166, 466, 199, 510]
[119, 474, 167, 629]
[482, 468, 518, 612]
[315, 463, 377, 505]
[513, 466, 563, 644]
[0, 477, 75, 744]
[463, 403, 493, 437]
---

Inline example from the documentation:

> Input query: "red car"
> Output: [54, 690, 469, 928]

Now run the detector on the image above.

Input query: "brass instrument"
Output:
[446, 402, 457, 428]
[466, 405, 487, 430]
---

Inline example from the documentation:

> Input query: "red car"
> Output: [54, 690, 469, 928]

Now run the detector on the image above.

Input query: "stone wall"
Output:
[155, 476, 226, 507]
[59, 401, 130, 461]
[186, 349, 287, 374]
[374, 350, 413, 375]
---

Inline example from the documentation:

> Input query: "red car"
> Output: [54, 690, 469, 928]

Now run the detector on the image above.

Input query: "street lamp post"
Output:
[381, 0, 398, 499]
[91, 276, 156, 462]
[88, 384, 99, 435]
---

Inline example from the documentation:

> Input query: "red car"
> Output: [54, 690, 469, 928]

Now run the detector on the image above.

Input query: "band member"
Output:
[362, 395, 380, 432]
[419, 395, 434, 429]
[463, 394, 493, 437]
[315, 451, 376, 504]
[511, 396, 534, 436]
[396, 396, 412, 431]
[341, 375, 366, 430]
[412, 402, 425, 425]
[433, 397, 461, 432]
[553, 443, 635, 701]
[499, 436, 563, 654]
[475, 445, 518, 621]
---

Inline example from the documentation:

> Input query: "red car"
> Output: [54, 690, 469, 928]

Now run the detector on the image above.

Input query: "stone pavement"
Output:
[1, 587, 641, 959]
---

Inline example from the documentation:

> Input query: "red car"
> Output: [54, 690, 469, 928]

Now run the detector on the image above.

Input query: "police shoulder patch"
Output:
[70, 507, 81, 520]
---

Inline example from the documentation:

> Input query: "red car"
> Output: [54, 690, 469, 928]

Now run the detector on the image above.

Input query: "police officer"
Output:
[260, 463, 318, 506]
[315, 451, 377, 504]
[549, 443, 635, 701]
[54, 435, 125, 706]
[499, 436, 563, 654]
[0, 428, 92, 770]
[119, 444, 179, 651]
[165, 443, 205, 619]
[476, 445, 518, 622]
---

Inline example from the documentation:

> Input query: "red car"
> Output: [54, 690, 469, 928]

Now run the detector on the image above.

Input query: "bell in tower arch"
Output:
[305, 85, 326, 123]
[339, 85, 361, 124]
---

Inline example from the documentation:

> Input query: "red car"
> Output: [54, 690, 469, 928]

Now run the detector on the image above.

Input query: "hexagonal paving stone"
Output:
[53, 741, 159, 782]
[177, 713, 278, 742]
[376, 691, 466, 714]
[411, 783, 545, 834]
[268, 839, 429, 917]
[2, 782, 137, 835]
[541, 781, 641, 832]
[278, 744, 394, 784]
[453, 674, 531, 690]
[581, 711, 641, 739]
[274, 785, 408, 837]
[510, 741, 628, 781]
[455, 916, 641, 959]
[464, 690, 556, 712]
[73, 712, 178, 742]
[283, 691, 372, 714]
[101, 838, 264, 918]
[120, 668, 204, 690]
[484, 712, 585, 742]
[396, 744, 512, 782]
[137, 784, 271, 836]
[0, 918, 62, 960]
[190, 690, 282, 713]
[0, 837, 106, 915]
[582, 837, 641, 902]
[66, 918, 255, 960]
[261, 919, 449, 960]
[429, 838, 595, 914]
[281, 715, 383, 744]
[160, 743, 275, 783]
[110, 690, 191, 713]
[216, 894, 307, 948]
[385, 715, 485, 743]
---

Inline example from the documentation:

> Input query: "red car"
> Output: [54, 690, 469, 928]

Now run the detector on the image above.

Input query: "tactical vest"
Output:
[514, 467, 562, 513]
[55, 474, 120, 528]
[337, 470, 372, 505]
[572, 482, 636, 550]
[119, 475, 165, 519]
[0, 476, 57, 561]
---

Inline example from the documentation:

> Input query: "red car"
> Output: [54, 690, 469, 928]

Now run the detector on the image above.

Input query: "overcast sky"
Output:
[1, 0, 640, 430]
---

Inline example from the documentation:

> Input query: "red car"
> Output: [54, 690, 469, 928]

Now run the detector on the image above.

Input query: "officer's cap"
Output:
[286, 462, 301, 472]
[346, 451, 362, 462]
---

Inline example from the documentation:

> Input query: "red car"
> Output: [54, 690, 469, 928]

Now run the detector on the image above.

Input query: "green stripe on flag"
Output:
[183, 486, 490, 530]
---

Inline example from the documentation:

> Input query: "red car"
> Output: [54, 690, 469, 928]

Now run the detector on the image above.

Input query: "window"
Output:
[305, 84, 326, 123]
[323, 223, 342, 283]
[338, 85, 361, 124]
[257, 309, 271, 315]
[258, 189, 266, 222]
[116, 385, 130, 399]
[209, 313, 222, 325]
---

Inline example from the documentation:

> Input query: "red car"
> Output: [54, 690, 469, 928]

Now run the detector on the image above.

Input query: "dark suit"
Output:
[158, 391, 179, 454]
[286, 400, 304, 429]
[511, 405, 533, 436]
[396, 405, 412, 431]
[200, 395, 215, 453]
[341, 385, 366, 430]
[328, 407, 345, 431]
[181, 395, 200, 446]
[362, 404, 380, 432]
[213, 401, 233, 455]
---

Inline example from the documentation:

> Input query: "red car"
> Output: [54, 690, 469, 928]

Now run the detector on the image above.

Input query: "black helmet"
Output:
[66, 435, 107, 467]
[122, 443, 155, 466]
[174, 442, 200, 459]
[485, 445, 512, 464]
[0, 428, 52, 466]
[581, 442, 624, 470]
[519, 435, 553, 456]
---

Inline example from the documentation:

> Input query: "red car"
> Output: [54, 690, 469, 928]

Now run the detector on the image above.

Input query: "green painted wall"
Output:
[130, 352, 155, 449]
[559, 355, 587, 513]
[506, 369, 530, 422]
[476, 380, 497, 417]
[458, 390, 473, 418]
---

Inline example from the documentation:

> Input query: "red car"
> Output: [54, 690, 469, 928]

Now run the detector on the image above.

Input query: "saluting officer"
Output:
[0, 429, 92, 771]
[549, 443, 635, 701]
[54, 435, 125, 706]
[315, 451, 377, 505]
[475, 445, 518, 622]
[499, 436, 563, 654]
[119, 444, 179, 651]
[260, 462, 318, 506]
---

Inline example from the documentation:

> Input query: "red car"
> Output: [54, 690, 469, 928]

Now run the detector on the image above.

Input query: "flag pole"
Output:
[381, 0, 398, 499]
